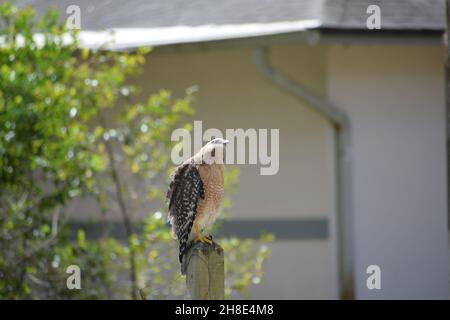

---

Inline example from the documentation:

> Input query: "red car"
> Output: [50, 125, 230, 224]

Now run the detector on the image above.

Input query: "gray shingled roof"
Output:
[13, 0, 445, 31]
[7, 0, 445, 49]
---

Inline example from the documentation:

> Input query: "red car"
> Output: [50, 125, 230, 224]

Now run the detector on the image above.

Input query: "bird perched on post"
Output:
[167, 138, 229, 274]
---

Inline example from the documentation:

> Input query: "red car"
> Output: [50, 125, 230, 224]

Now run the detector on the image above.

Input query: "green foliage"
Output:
[0, 3, 108, 298]
[222, 233, 274, 299]
[0, 2, 272, 300]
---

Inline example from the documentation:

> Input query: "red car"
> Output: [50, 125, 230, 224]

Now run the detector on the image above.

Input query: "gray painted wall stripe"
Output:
[216, 219, 328, 240]
[71, 218, 328, 240]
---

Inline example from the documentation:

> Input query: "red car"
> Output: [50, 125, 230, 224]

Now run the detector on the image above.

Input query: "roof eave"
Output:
[316, 28, 444, 46]
[76, 26, 445, 52]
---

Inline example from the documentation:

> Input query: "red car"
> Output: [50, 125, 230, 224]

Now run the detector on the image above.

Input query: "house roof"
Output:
[14, 0, 446, 49]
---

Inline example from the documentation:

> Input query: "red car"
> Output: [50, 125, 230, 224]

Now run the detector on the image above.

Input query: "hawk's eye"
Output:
[211, 148, 216, 157]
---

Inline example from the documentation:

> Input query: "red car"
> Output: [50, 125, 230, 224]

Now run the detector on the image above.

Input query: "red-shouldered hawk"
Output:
[167, 138, 228, 274]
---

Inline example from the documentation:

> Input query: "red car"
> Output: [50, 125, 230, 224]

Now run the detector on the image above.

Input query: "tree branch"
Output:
[98, 112, 138, 300]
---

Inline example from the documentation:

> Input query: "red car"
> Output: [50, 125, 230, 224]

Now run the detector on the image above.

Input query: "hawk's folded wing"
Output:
[167, 161, 205, 265]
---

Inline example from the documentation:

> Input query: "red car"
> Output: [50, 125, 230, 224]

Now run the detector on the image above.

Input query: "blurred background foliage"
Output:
[0, 2, 272, 299]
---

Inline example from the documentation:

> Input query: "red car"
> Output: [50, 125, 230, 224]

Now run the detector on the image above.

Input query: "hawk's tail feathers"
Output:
[179, 240, 187, 275]
[180, 257, 187, 276]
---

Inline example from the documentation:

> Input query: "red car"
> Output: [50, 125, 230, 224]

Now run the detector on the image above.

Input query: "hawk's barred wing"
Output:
[167, 161, 205, 267]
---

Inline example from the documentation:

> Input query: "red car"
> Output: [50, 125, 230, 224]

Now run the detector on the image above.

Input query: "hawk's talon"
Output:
[195, 234, 213, 245]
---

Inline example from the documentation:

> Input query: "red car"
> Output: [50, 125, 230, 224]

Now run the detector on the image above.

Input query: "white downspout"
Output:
[253, 47, 354, 299]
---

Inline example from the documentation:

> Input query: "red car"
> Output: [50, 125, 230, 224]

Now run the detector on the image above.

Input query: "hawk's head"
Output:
[196, 138, 229, 165]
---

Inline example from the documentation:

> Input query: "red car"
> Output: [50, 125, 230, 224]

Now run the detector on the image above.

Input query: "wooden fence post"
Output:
[183, 241, 224, 300]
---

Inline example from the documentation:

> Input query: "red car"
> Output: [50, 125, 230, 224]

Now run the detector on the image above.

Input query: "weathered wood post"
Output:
[182, 241, 224, 300]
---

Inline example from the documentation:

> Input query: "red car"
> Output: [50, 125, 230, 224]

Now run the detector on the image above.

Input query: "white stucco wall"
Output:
[328, 45, 449, 299]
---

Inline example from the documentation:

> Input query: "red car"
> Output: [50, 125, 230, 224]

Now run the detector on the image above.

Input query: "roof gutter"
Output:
[253, 47, 354, 299]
